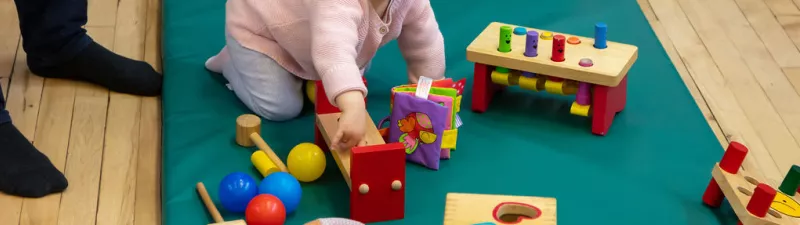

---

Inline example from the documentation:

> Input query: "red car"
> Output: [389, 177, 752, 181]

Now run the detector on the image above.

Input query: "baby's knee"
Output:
[250, 99, 303, 122]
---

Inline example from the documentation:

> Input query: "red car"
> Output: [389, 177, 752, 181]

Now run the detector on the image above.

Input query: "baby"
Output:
[206, 0, 446, 151]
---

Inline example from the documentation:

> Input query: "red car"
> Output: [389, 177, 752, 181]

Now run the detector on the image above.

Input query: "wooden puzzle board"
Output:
[711, 163, 797, 225]
[466, 22, 638, 87]
[444, 193, 557, 225]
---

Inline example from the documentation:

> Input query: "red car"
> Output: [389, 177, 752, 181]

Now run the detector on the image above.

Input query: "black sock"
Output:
[28, 41, 163, 96]
[0, 122, 68, 198]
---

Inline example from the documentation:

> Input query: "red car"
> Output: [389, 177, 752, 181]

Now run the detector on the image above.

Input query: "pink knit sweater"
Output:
[225, 0, 446, 105]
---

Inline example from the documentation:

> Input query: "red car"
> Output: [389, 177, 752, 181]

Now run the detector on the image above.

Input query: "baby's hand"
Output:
[331, 91, 367, 151]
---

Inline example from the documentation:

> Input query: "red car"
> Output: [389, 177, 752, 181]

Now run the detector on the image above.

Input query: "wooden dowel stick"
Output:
[196, 182, 224, 223]
[250, 132, 288, 172]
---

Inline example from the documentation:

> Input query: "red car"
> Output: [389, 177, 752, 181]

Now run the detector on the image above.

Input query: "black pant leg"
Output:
[14, 0, 92, 68]
[0, 85, 9, 124]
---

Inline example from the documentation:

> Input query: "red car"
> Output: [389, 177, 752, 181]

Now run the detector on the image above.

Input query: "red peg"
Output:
[746, 183, 777, 217]
[720, 141, 748, 174]
[702, 179, 724, 207]
[551, 35, 566, 62]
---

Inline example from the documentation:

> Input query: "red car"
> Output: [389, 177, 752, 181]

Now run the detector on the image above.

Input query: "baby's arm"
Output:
[397, 0, 446, 83]
[310, 0, 368, 106]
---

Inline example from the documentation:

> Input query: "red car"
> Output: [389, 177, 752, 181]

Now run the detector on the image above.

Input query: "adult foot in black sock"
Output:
[28, 41, 163, 96]
[0, 122, 68, 198]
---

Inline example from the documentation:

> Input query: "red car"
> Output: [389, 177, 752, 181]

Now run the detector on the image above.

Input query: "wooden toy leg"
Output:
[314, 123, 329, 152]
[314, 80, 342, 115]
[471, 63, 503, 113]
[314, 79, 368, 152]
[702, 142, 748, 208]
[314, 81, 339, 152]
[590, 76, 627, 135]
[350, 143, 406, 223]
[702, 179, 724, 207]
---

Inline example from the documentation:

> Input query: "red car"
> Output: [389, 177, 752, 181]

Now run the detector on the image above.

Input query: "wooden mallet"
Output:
[236, 114, 288, 176]
[196, 182, 246, 225]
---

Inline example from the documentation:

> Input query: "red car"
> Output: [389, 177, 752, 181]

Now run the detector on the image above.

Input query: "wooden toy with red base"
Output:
[444, 193, 557, 225]
[701, 141, 800, 225]
[312, 79, 407, 224]
[466, 22, 638, 136]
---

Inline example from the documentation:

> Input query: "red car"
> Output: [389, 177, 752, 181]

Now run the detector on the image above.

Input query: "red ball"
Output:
[245, 194, 287, 225]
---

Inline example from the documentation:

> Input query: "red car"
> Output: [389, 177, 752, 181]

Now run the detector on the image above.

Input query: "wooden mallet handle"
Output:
[196, 182, 224, 223]
[250, 133, 288, 172]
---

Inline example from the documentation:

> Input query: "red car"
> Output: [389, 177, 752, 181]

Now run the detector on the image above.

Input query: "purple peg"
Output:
[524, 30, 539, 57]
[577, 82, 590, 105]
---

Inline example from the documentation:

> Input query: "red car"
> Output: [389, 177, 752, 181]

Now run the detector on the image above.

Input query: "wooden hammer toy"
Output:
[196, 182, 246, 225]
[236, 114, 288, 177]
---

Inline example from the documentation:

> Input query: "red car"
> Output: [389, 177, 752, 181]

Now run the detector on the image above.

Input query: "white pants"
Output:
[207, 32, 305, 121]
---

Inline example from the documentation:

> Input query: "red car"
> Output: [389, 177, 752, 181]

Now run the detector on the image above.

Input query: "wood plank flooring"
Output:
[0, 0, 161, 224]
[0, 0, 797, 224]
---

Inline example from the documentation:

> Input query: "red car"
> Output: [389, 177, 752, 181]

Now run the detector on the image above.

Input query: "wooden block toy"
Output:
[467, 22, 637, 136]
[444, 193, 557, 225]
[196, 182, 247, 225]
[236, 114, 289, 173]
[313, 80, 407, 224]
[701, 142, 800, 225]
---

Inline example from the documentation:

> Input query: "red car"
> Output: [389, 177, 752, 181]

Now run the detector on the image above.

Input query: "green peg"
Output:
[779, 165, 800, 195]
[495, 67, 509, 73]
[498, 26, 513, 53]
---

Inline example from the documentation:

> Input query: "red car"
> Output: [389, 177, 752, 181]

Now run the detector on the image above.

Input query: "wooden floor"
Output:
[0, 0, 798, 224]
[640, 0, 800, 187]
[0, 0, 162, 223]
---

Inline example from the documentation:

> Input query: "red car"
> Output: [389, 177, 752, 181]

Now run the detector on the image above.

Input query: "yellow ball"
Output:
[287, 143, 326, 182]
[306, 80, 316, 104]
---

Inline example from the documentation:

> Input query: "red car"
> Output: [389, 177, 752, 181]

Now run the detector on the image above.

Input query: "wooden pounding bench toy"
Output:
[467, 22, 638, 136]
[444, 193, 557, 225]
[312, 80, 407, 224]
[701, 142, 800, 225]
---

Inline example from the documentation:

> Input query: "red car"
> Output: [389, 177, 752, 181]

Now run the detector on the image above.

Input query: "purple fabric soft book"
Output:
[388, 92, 448, 170]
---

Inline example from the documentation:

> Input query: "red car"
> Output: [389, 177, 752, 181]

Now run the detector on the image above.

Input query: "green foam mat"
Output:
[162, 0, 734, 224]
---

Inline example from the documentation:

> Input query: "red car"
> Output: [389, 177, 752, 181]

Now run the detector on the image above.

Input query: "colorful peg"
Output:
[498, 26, 513, 52]
[524, 30, 539, 57]
[719, 142, 748, 174]
[540, 32, 553, 40]
[576, 83, 590, 105]
[579, 58, 594, 67]
[702, 142, 748, 207]
[522, 72, 536, 78]
[594, 22, 608, 49]
[551, 35, 566, 62]
[778, 165, 800, 195]
[746, 184, 777, 218]
[513, 27, 526, 35]
[567, 36, 581, 45]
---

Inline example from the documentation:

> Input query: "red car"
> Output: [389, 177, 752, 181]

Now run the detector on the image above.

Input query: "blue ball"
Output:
[259, 172, 302, 214]
[218, 172, 258, 213]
